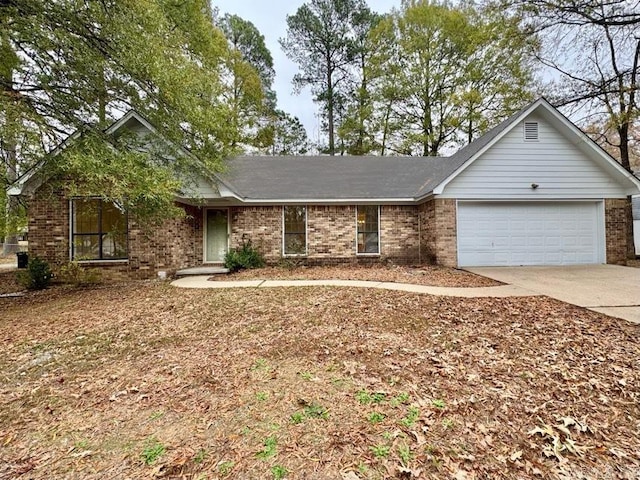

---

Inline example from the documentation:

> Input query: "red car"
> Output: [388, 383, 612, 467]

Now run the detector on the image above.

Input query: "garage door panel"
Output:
[457, 202, 602, 266]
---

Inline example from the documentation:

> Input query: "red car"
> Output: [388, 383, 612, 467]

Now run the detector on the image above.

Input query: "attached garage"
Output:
[457, 201, 605, 266]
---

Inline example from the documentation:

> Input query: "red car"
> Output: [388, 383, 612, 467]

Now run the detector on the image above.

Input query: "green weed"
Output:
[218, 460, 235, 476]
[432, 399, 446, 409]
[141, 438, 165, 465]
[400, 406, 420, 428]
[271, 465, 288, 479]
[368, 412, 386, 424]
[194, 449, 207, 464]
[256, 435, 278, 459]
[370, 444, 391, 458]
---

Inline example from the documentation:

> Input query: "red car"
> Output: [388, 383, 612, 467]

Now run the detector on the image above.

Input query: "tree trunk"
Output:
[327, 67, 335, 156]
[618, 124, 636, 259]
[3, 135, 18, 255]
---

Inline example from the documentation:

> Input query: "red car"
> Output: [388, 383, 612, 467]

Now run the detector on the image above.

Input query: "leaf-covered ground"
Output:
[212, 265, 500, 288]
[0, 281, 639, 479]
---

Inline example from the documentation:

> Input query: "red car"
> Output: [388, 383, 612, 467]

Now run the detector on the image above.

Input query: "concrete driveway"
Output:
[466, 265, 640, 324]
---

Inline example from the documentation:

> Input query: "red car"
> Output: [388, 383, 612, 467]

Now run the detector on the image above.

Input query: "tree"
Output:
[216, 13, 274, 148]
[367, 1, 536, 156]
[507, 0, 639, 257]
[337, 7, 382, 155]
[267, 110, 310, 155]
[280, 0, 366, 156]
[0, 0, 256, 242]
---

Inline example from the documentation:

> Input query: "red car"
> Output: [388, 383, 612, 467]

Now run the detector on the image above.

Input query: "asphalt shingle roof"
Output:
[218, 155, 460, 200]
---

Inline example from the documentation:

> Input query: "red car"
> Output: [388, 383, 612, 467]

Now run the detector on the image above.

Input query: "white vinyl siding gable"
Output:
[439, 114, 628, 199]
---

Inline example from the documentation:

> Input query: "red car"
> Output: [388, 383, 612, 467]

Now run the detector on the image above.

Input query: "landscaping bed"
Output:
[210, 264, 501, 288]
[1, 283, 639, 479]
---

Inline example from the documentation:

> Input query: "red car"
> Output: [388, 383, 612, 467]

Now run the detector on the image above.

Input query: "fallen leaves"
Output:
[0, 281, 639, 479]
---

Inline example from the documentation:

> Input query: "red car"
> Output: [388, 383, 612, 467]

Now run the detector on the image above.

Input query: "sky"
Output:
[211, 0, 402, 144]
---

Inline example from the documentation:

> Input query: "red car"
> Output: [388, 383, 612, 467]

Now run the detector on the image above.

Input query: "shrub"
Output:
[224, 240, 265, 272]
[17, 256, 53, 290]
[58, 261, 102, 286]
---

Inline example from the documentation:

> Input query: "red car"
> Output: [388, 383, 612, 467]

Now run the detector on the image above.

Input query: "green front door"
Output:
[206, 209, 228, 262]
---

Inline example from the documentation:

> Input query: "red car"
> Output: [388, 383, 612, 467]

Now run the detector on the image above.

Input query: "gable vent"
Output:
[524, 121, 539, 141]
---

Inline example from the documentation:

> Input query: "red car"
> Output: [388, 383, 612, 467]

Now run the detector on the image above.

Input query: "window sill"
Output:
[283, 254, 307, 258]
[356, 253, 380, 257]
[76, 259, 129, 266]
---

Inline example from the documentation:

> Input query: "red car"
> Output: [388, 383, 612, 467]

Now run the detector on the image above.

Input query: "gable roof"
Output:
[7, 110, 171, 197]
[431, 97, 640, 196]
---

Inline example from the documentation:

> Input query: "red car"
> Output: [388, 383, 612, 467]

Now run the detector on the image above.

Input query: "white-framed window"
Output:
[283, 205, 307, 256]
[524, 121, 539, 141]
[356, 205, 380, 255]
[70, 198, 128, 260]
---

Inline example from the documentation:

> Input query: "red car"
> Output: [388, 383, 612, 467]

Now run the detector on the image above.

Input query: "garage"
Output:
[457, 201, 605, 266]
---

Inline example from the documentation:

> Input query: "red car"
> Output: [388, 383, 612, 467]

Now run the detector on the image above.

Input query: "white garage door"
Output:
[457, 201, 604, 266]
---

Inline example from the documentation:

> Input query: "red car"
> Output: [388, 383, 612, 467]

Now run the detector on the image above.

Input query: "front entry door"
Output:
[205, 209, 228, 262]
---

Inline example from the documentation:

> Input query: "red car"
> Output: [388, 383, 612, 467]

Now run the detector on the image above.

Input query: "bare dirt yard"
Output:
[0, 271, 639, 479]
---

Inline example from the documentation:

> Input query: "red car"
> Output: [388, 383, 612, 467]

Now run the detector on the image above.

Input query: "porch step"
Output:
[175, 266, 229, 276]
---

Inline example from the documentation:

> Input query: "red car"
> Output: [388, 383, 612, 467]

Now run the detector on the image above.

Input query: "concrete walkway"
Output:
[171, 276, 537, 298]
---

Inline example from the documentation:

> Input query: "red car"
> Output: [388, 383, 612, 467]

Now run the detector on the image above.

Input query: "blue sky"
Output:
[211, 0, 402, 144]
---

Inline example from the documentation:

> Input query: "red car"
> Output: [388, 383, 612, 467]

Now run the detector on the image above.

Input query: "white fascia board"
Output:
[226, 197, 417, 205]
[432, 99, 546, 196]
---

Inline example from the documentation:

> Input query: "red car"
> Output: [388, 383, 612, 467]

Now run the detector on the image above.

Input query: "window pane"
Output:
[284, 206, 306, 255]
[74, 199, 100, 234]
[73, 235, 100, 260]
[357, 206, 379, 253]
[285, 233, 306, 255]
[72, 199, 128, 260]
[101, 202, 127, 235]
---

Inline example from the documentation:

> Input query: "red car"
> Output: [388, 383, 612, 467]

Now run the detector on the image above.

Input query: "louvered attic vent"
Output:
[524, 121, 539, 141]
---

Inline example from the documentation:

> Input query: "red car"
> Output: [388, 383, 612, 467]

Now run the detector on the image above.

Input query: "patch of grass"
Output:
[256, 435, 278, 460]
[251, 358, 269, 371]
[391, 392, 410, 406]
[400, 406, 420, 428]
[442, 417, 455, 429]
[432, 399, 446, 409]
[356, 389, 386, 405]
[368, 412, 386, 424]
[256, 391, 268, 401]
[290, 411, 305, 424]
[304, 403, 328, 419]
[218, 460, 235, 476]
[194, 449, 207, 464]
[398, 444, 413, 466]
[141, 438, 165, 465]
[291, 402, 329, 424]
[149, 411, 164, 420]
[370, 444, 391, 459]
[271, 464, 288, 479]
[298, 371, 312, 380]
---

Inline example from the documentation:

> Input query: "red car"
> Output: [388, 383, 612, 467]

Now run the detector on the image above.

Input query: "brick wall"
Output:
[418, 198, 457, 267]
[605, 198, 628, 265]
[27, 186, 201, 281]
[228, 204, 422, 265]
[380, 205, 420, 263]
[307, 205, 356, 259]
[230, 206, 282, 261]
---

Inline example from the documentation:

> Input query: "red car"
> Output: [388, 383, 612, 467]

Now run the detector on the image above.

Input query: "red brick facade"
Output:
[26, 189, 630, 280]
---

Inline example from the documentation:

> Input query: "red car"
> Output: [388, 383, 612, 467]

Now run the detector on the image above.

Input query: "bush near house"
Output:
[223, 240, 265, 272]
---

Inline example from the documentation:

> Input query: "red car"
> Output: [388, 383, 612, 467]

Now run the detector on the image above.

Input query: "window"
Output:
[524, 121, 539, 141]
[71, 199, 128, 260]
[357, 205, 379, 254]
[283, 205, 306, 255]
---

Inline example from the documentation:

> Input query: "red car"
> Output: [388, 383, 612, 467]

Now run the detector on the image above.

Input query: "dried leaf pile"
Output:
[211, 265, 500, 288]
[0, 283, 638, 479]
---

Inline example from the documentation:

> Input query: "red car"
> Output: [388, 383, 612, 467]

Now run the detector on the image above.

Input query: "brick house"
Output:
[8, 98, 640, 280]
